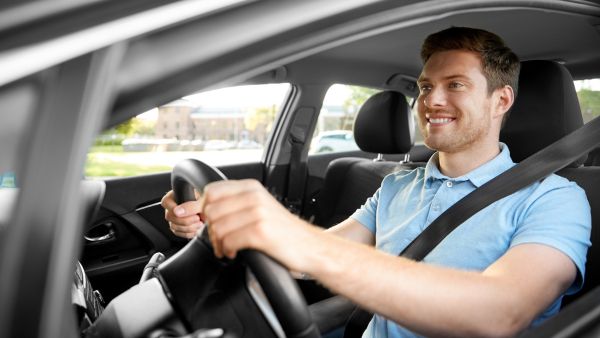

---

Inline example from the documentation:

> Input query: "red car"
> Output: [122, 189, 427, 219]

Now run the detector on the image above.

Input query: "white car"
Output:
[310, 130, 359, 153]
[202, 139, 235, 151]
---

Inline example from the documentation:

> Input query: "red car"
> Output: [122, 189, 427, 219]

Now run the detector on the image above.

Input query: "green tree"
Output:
[114, 118, 136, 135]
[577, 89, 600, 123]
[245, 105, 277, 132]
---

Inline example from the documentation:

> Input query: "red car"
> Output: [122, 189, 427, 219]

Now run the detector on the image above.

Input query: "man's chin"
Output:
[423, 139, 444, 152]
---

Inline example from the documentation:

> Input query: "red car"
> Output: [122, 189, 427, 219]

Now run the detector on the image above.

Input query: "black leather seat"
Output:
[312, 90, 423, 228]
[500, 60, 599, 306]
[585, 147, 600, 166]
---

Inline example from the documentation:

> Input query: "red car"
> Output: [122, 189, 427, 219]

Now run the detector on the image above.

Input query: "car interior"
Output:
[2, 1, 600, 338]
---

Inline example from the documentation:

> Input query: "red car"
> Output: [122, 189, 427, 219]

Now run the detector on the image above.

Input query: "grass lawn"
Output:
[85, 145, 262, 178]
[85, 154, 172, 177]
[85, 145, 171, 177]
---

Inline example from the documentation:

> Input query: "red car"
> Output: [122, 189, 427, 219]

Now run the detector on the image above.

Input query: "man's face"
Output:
[416, 50, 495, 153]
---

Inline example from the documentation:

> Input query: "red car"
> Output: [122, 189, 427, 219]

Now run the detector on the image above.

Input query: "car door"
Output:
[81, 83, 293, 302]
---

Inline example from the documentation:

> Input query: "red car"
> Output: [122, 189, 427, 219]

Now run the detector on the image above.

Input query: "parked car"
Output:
[1, 1, 599, 338]
[310, 130, 359, 153]
[203, 139, 235, 151]
[236, 139, 263, 150]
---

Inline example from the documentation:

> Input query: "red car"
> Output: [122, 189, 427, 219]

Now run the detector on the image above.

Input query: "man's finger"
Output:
[207, 222, 223, 258]
[203, 179, 263, 204]
[172, 199, 203, 217]
[161, 190, 177, 210]
[165, 210, 201, 225]
[203, 189, 269, 225]
[170, 227, 198, 239]
[169, 222, 203, 233]
[220, 224, 262, 259]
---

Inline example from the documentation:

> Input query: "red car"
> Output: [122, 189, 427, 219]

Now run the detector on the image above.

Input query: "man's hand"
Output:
[199, 179, 321, 272]
[161, 190, 205, 239]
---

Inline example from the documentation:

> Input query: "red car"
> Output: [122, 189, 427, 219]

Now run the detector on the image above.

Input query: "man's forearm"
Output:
[298, 231, 539, 338]
[198, 180, 571, 337]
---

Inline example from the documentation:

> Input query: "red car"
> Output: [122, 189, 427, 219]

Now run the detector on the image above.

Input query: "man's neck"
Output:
[437, 142, 501, 178]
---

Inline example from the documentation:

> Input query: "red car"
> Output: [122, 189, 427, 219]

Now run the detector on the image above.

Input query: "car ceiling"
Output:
[286, 7, 600, 91]
[105, 1, 600, 127]
[3, 1, 598, 126]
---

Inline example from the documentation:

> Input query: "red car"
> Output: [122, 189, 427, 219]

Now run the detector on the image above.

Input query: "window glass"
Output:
[85, 84, 290, 178]
[310, 84, 422, 153]
[575, 79, 600, 123]
[310, 84, 380, 154]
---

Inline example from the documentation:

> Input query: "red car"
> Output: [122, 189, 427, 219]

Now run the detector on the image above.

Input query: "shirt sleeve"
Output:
[510, 177, 592, 294]
[350, 186, 381, 234]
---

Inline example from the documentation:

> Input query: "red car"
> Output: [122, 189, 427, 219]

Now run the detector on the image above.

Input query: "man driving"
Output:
[161, 27, 591, 337]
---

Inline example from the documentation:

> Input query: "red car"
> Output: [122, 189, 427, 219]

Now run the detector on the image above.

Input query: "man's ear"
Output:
[494, 85, 515, 119]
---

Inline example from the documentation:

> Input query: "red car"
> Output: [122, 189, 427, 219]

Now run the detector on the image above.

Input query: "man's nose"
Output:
[423, 87, 447, 108]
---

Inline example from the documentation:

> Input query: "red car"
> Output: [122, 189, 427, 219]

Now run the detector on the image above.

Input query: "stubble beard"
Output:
[419, 109, 491, 154]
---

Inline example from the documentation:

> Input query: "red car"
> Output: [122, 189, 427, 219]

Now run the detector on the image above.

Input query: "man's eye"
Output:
[419, 85, 432, 93]
[449, 82, 464, 89]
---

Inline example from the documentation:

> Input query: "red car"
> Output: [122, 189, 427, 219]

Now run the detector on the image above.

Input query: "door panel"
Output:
[82, 161, 264, 302]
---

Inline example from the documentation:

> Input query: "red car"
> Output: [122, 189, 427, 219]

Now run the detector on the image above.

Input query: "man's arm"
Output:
[299, 232, 575, 337]
[200, 179, 577, 337]
[326, 218, 375, 246]
[161, 188, 375, 245]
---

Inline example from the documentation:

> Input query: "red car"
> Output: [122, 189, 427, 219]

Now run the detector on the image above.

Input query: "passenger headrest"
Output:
[500, 60, 584, 163]
[353, 91, 414, 154]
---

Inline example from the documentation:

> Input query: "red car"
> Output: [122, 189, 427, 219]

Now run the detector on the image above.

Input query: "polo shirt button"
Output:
[446, 181, 453, 188]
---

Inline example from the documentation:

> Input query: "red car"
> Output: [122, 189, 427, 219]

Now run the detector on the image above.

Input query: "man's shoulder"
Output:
[382, 166, 424, 185]
[516, 172, 590, 213]
[538, 173, 587, 195]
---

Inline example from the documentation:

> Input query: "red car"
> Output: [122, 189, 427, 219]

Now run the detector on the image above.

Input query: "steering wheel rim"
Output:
[167, 159, 320, 338]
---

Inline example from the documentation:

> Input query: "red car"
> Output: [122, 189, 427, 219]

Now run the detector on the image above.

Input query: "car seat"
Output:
[502, 60, 600, 307]
[311, 90, 425, 229]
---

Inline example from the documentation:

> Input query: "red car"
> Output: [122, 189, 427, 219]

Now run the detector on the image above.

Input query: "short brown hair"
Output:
[421, 27, 520, 96]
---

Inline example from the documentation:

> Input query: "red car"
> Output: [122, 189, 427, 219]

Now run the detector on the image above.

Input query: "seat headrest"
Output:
[353, 91, 414, 154]
[500, 60, 584, 163]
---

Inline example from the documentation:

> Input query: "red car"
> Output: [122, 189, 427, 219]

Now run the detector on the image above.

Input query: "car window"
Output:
[309, 84, 379, 154]
[575, 79, 600, 124]
[310, 84, 422, 154]
[85, 84, 290, 178]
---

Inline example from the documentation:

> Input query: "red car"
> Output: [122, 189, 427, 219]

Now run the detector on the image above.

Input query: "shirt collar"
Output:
[424, 143, 515, 188]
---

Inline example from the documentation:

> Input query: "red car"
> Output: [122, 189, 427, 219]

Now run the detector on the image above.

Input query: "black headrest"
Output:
[500, 60, 584, 163]
[353, 91, 414, 154]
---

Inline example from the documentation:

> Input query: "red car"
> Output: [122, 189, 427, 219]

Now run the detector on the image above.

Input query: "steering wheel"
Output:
[158, 159, 320, 338]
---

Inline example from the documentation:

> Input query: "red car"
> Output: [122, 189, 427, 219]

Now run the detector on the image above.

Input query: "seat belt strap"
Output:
[286, 134, 305, 214]
[400, 114, 600, 260]
[285, 107, 316, 214]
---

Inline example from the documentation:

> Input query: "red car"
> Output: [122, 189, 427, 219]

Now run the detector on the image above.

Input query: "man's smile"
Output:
[426, 114, 456, 126]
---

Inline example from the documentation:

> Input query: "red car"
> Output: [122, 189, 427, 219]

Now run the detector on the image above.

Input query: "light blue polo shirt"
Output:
[351, 143, 591, 338]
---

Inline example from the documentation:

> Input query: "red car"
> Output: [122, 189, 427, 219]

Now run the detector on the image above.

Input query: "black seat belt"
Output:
[403, 114, 600, 260]
[285, 107, 316, 214]
[339, 115, 600, 337]
[286, 133, 306, 214]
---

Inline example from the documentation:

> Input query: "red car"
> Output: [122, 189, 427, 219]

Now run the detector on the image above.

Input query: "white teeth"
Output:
[429, 118, 453, 124]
